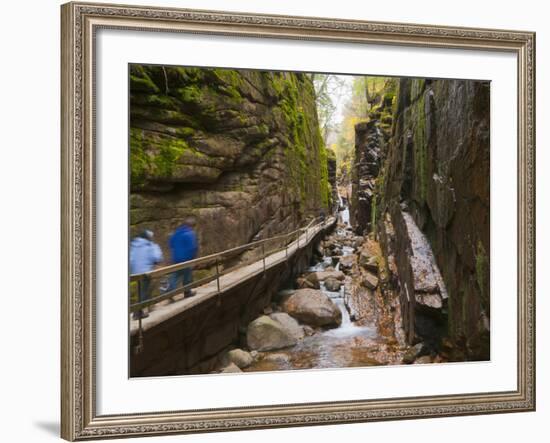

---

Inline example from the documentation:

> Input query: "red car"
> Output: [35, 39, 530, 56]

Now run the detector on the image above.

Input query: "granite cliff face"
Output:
[130, 66, 332, 259]
[350, 81, 396, 234]
[352, 78, 490, 360]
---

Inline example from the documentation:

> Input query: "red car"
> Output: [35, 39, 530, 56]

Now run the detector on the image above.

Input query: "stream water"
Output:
[244, 205, 385, 373]
[338, 194, 350, 226]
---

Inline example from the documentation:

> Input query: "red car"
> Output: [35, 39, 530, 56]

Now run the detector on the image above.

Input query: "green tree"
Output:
[313, 74, 347, 144]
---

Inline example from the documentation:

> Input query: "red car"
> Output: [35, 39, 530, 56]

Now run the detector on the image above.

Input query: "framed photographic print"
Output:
[61, 1, 536, 440]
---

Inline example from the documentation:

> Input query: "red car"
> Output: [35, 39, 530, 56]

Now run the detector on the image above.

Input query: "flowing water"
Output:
[244, 205, 384, 373]
[338, 194, 350, 226]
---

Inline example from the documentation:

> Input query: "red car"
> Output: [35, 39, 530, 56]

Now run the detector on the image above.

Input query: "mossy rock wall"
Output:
[379, 78, 490, 360]
[350, 78, 396, 234]
[130, 65, 331, 260]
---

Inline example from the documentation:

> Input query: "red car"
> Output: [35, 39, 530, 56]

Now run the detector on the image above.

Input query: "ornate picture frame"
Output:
[61, 1, 535, 440]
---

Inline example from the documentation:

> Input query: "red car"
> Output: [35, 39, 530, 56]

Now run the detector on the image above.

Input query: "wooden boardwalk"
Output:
[130, 217, 336, 335]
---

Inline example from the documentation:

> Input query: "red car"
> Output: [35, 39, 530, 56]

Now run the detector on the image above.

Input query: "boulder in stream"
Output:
[246, 315, 298, 351]
[324, 277, 342, 292]
[402, 342, 425, 364]
[281, 288, 342, 327]
[338, 255, 355, 273]
[314, 270, 345, 281]
[362, 271, 379, 290]
[220, 362, 242, 373]
[222, 348, 254, 369]
[414, 355, 433, 364]
[296, 277, 317, 290]
[304, 272, 321, 289]
[269, 312, 305, 340]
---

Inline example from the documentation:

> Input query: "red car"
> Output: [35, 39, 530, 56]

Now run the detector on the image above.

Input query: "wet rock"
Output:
[414, 355, 433, 364]
[304, 272, 321, 289]
[362, 272, 379, 290]
[352, 236, 364, 248]
[314, 243, 324, 257]
[273, 289, 295, 305]
[223, 348, 254, 369]
[246, 315, 298, 351]
[263, 353, 290, 364]
[359, 252, 379, 273]
[314, 270, 345, 281]
[338, 255, 355, 273]
[415, 292, 443, 310]
[402, 343, 424, 364]
[296, 277, 317, 290]
[375, 79, 490, 359]
[403, 213, 447, 296]
[281, 289, 342, 327]
[324, 277, 342, 292]
[269, 312, 305, 340]
[303, 325, 316, 336]
[220, 362, 242, 373]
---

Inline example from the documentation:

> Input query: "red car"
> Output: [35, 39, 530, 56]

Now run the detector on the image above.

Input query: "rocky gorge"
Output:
[129, 68, 491, 375]
[352, 77, 490, 361]
[130, 66, 333, 261]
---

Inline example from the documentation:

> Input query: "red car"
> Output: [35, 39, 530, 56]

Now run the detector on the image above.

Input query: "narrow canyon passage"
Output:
[129, 67, 490, 376]
[244, 203, 407, 372]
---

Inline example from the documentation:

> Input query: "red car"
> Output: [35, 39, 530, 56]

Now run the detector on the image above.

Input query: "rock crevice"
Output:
[351, 77, 490, 361]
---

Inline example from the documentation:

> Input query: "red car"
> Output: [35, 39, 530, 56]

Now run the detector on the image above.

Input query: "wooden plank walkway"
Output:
[130, 217, 336, 335]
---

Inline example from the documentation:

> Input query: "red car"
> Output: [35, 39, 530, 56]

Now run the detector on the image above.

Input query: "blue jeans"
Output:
[168, 268, 193, 295]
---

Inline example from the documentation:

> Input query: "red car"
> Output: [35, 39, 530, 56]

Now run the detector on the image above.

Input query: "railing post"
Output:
[215, 257, 221, 293]
[262, 242, 266, 275]
[135, 279, 144, 354]
[285, 238, 288, 257]
[136, 317, 144, 354]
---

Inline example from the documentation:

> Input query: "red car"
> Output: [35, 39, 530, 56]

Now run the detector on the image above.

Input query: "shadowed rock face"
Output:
[327, 148, 338, 212]
[379, 78, 490, 360]
[351, 87, 395, 235]
[351, 121, 379, 234]
[351, 77, 490, 360]
[129, 66, 333, 260]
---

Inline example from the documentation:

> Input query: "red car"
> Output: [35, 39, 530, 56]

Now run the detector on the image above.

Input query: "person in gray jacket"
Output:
[130, 230, 163, 319]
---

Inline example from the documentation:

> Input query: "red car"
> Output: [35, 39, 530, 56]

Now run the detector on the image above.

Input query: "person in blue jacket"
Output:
[129, 229, 163, 319]
[168, 216, 199, 297]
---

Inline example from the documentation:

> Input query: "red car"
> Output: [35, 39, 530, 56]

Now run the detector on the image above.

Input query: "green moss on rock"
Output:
[130, 64, 330, 220]
[475, 240, 488, 305]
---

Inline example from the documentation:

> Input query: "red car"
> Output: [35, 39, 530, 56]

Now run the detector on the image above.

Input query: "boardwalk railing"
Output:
[129, 216, 332, 314]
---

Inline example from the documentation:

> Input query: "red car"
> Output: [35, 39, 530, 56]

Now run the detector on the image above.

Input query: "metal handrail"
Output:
[129, 215, 333, 312]
[130, 217, 320, 281]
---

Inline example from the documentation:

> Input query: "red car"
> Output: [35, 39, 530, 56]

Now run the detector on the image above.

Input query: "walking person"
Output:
[168, 217, 199, 297]
[129, 229, 163, 320]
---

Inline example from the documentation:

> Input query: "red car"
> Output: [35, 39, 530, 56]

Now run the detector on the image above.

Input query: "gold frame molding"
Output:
[61, 1, 536, 440]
